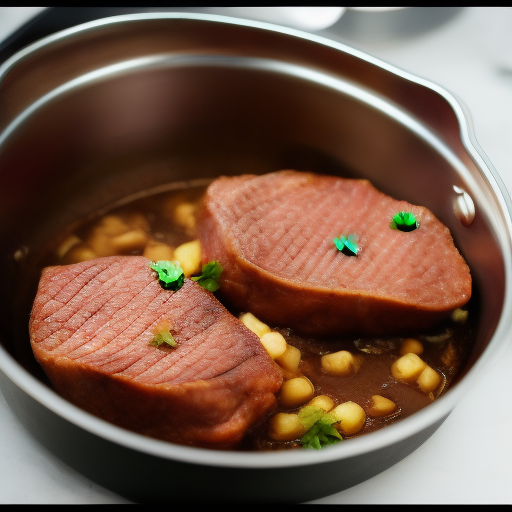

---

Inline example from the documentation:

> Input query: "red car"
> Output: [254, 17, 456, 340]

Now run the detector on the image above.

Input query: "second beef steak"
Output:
[197, 170, 472, 336]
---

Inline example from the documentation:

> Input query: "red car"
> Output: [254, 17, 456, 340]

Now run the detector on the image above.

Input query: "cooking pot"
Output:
[0, 12, 511, 503]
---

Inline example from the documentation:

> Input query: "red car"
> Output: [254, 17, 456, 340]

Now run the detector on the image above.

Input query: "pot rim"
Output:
[1, 11, 512, 470]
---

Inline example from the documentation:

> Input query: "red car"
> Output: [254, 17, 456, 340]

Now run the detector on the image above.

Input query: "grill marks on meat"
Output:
[198, 170, 472, 336]
[29, 256, 283, 448]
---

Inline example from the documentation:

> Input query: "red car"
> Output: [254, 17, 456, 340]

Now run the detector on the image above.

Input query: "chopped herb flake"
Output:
[150, 260, 185, 290]
[191, 261, 223, 292]
[150, 324, 177, 348]
[299, 405, 343, 450]
[333, 234, 358, 256]
[390, 211, 419, 232]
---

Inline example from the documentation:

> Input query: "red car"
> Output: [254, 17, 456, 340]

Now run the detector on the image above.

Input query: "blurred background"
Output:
[0, 7, 511, 505]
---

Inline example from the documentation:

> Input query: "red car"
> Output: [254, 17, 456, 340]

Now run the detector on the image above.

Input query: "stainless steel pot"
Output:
[0, 12, 511, 503]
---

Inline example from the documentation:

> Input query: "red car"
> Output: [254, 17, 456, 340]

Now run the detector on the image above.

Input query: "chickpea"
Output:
[275, 343, 301, 372]
[321, 350, 362, 377]
[260, 332, 287, 359]
[94, 215, 130, 237]
[417, 365, 443, 393]
[399, 338, 424, 356]
[173, 240, 202, 276]
[332, 401, 366, 436]
[62, 244, 97, 264]
[307, 395, 334, 412]
[391, 353, 427, 383]
[86, 231, 116, 257]
[451, 308, 468, 324]
[143, 240, 175, 261]
[268, 413, 307, 441]
[279, 377, 315, 408]
[125, 212, 150, 232]
[368, 395, 397, 418]
[56, 235, 81, 259]
[173, 202, 197, 233]
[239, 312, 271, 338]
[110, 229, 148, 254]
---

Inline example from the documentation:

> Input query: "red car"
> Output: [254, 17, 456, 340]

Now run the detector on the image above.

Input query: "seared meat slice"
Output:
[29, 256, 283, 448]
[197, 170, 472, 336]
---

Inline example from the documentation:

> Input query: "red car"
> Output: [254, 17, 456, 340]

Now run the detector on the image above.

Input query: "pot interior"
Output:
[0, 16, 506, 435]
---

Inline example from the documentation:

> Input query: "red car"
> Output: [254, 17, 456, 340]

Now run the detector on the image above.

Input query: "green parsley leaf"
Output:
[191, 261, 223, 292]
[390, 211, 419, 232]
[301, 421, 342, 450]
[150, 260, 185, 291]
[298, 405, 343, 450]
[333, 234, 358, 256]
[298, 405, 328, 430]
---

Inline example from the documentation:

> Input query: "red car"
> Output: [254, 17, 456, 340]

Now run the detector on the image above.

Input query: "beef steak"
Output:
[29, 255, 283, 448]
[197, 170, 472, 336]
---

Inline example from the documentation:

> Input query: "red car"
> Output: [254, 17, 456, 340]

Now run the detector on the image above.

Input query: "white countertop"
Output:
[0, 7, 511, 504]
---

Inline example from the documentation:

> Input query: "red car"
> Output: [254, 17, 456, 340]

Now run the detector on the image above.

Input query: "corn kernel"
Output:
[260, 332, 287, 359]
[110, 228, 148, 254]
[268, 413, 307, 441]
[399, 338, 424, 356]
[275, 344, 301, 372]
[173, 239, 202, 276]
[417, 365, 443, 393]
[368, 395, 397, 418]
[332, 401, 366, 435]
[321, 350, 362, 377]
[143, 240, 175, 261]
[279, 377, 315, 408]
[239, 312, 271, 338]
[307, 395, 334, 412]
[391, 353, 427, 383]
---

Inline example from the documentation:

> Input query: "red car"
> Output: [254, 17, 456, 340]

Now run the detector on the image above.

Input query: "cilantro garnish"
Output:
[390, 211, 419, 232]
[150, 327, 177, 348]
[333, 234, 358, 256]
[191, 261, 223, 292]
[150, 260, 185, 291]
[298, 405, 343, 450]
